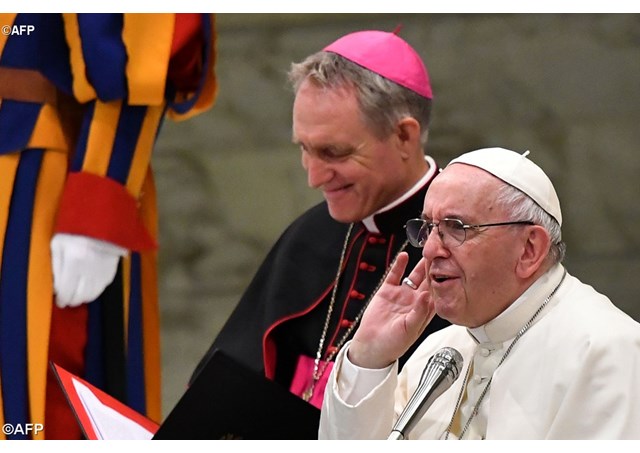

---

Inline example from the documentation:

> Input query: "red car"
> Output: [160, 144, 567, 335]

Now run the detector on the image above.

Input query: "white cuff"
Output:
[338, 343, 395, 405]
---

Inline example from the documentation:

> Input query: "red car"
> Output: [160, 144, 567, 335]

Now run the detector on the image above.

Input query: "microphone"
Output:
[387, 347, 464, 440]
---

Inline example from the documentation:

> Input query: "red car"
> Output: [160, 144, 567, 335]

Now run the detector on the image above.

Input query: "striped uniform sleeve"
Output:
[54, 13, 217, 251]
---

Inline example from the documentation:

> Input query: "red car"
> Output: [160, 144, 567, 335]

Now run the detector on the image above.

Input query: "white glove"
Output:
[51, 233, 128, 308]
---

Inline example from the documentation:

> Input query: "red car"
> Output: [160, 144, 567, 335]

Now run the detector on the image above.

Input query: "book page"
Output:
[73, 378, 154, 440]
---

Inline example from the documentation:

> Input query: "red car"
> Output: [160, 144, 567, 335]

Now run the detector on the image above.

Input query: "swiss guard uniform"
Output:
[0, 13, 217, 439]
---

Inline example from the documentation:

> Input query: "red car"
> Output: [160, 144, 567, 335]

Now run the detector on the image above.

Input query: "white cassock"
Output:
[319, 264, 640, 440]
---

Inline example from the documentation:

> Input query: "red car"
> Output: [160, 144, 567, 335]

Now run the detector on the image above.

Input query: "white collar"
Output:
[468, 264, 566, 345]
[362, 155, 438, 234]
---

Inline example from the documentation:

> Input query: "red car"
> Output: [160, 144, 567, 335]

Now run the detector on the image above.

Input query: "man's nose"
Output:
[422, 225, 448, 260]
[303, 154, 332, 188]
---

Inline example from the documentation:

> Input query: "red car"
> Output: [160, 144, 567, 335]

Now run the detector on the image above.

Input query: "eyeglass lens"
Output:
[405, 218, 467, 248]
[405, 219, 427, 247]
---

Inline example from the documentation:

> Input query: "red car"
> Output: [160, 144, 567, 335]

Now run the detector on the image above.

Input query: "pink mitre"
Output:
[323, 29, 432, 99]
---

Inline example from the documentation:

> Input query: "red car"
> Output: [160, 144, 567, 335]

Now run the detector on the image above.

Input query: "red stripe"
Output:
[168, 14, 204, 92]
[261, 227, 365, 379]
[45, 305, 88, 439]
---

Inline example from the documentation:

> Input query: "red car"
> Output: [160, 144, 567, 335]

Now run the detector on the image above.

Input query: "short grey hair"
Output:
[288, 51, 432, 149]
[495, 183, 566, 264]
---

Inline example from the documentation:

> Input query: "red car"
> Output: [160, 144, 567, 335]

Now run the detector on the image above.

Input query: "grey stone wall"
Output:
[154, 13, 640, 415]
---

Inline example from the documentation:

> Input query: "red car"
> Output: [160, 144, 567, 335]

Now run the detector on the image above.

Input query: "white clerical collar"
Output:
[467, 264, 566, 345]
[362, 155, 438, 234]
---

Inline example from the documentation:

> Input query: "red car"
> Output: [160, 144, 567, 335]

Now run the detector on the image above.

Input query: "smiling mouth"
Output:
[324, 183, 352, 193]
[323, 185, 353, 200]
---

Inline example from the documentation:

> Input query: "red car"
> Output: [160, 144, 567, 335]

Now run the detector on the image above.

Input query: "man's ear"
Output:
[395, 117, 421, 159]
[516, 225, 552, 279]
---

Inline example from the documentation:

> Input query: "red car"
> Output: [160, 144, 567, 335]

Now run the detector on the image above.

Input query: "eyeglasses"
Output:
[404, 218, 535, 248]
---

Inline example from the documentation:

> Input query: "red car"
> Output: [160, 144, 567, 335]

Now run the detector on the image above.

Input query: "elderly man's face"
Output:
[292, 79, 416, 223]
[421, 164, 527, 327]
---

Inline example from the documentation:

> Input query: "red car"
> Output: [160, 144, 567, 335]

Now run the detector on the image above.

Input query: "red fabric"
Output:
[263, 335, 277, 380]
[289, 355, 334, 410]
[169, 13, 204, 92]
[54, 172, 156, 251]
[45, 304, 89, 440]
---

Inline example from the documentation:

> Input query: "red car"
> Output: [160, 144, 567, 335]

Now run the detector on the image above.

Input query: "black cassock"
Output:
[190, 169, 450, 431]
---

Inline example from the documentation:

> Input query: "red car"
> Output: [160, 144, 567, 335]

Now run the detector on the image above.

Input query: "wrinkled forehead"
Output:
[424, 164, 505, 217]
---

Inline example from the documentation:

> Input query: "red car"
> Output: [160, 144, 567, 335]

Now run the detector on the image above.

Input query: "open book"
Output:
[51, 363, 159, 440]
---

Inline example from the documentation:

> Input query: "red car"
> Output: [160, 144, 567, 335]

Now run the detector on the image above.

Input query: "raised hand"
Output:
[348, 252, 436, 369]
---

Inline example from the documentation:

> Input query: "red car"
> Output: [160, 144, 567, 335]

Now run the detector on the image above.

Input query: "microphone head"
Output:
[421, 347, 464, 386]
